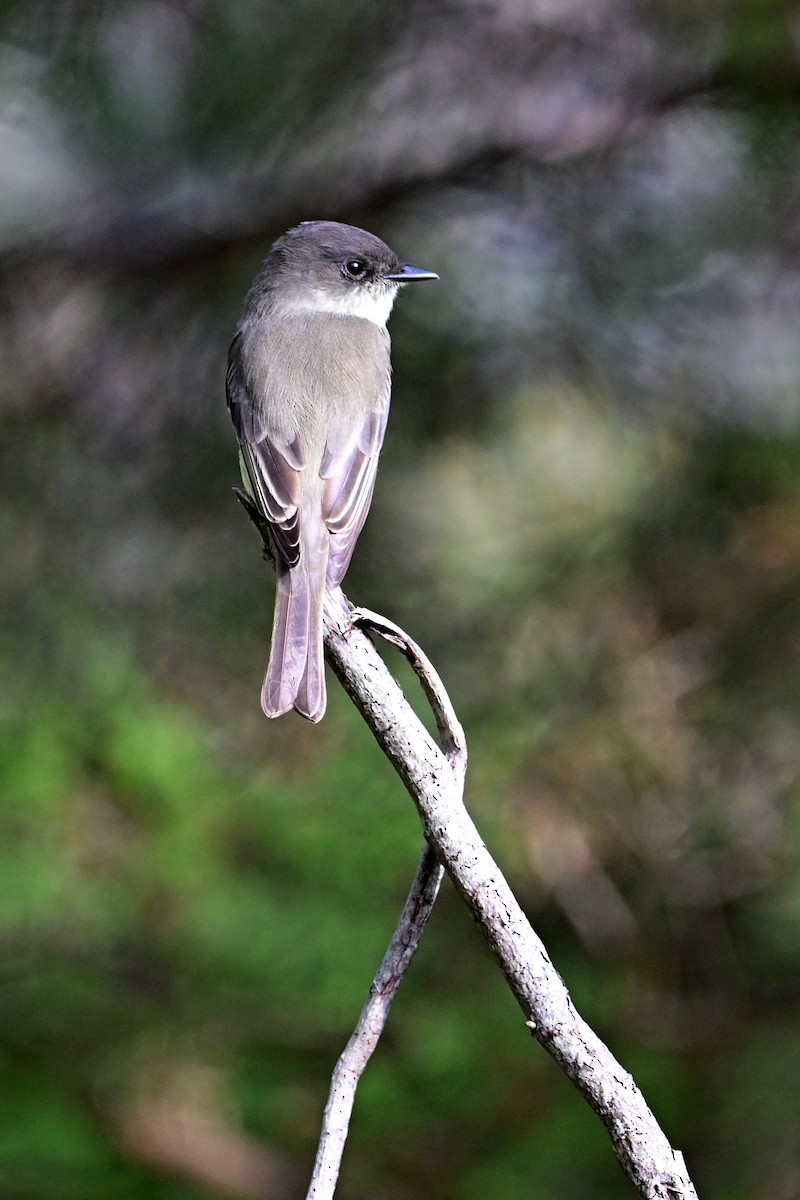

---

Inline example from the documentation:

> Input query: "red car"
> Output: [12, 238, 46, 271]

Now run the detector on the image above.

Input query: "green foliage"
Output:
[4, 0, 800, 1194]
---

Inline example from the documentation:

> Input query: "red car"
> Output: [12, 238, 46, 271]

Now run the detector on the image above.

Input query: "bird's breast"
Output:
[242, 310, 391, 460]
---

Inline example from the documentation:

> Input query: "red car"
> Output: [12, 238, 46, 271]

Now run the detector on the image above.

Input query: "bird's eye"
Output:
[343, 259, 368, 280]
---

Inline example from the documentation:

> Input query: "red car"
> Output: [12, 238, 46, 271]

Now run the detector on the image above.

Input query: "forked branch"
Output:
[306, 610, 464, 1200]
[236, 491, 699, 1200]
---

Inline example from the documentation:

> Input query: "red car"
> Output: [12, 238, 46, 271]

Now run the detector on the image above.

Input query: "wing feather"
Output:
[322, 383, 390, 587]
[227, 332, 304, 569]
[228, 324, 391, 587]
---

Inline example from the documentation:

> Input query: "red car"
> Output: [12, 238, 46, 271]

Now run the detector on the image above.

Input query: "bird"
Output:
[226, 220, 438, 721]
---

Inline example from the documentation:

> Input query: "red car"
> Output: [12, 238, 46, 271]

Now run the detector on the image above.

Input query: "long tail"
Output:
[261, 541, 328, 723]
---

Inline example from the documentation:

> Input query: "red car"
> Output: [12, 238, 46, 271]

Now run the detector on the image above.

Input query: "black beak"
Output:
[385, 263, 439, 282]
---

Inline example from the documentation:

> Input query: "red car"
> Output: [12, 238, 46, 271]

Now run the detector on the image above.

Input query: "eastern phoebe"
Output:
[227, 220, 438, 722]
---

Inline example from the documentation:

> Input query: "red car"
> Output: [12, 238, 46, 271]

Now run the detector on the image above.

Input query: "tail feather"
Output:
[261, 552, 327, 722]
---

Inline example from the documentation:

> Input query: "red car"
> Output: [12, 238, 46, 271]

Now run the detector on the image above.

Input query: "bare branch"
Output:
[322, 589, 699, 1200]
[307, 607, 466, 1199]
[235, 495, 699, 1199]
[352, 606, 467, 785]
[306, 845, 443, 1200]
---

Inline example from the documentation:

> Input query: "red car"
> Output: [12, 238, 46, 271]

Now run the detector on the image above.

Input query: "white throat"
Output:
[291, 284, 398, 327]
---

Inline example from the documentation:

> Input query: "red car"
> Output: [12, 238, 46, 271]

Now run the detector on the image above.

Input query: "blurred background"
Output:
[2, 0, 800, 1196]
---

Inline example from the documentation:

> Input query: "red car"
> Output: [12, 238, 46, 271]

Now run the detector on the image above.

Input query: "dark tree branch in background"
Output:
[0, 4, 710, 279]
[236, 492, 699, 1200]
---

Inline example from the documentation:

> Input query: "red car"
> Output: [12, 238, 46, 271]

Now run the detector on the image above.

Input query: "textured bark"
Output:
[236, 491, 698, 1200]
[321, 590, 698, 1200]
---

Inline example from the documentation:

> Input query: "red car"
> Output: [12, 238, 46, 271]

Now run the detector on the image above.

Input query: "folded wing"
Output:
[321, 386, 390, 587]
[226, 333, 304, 568]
